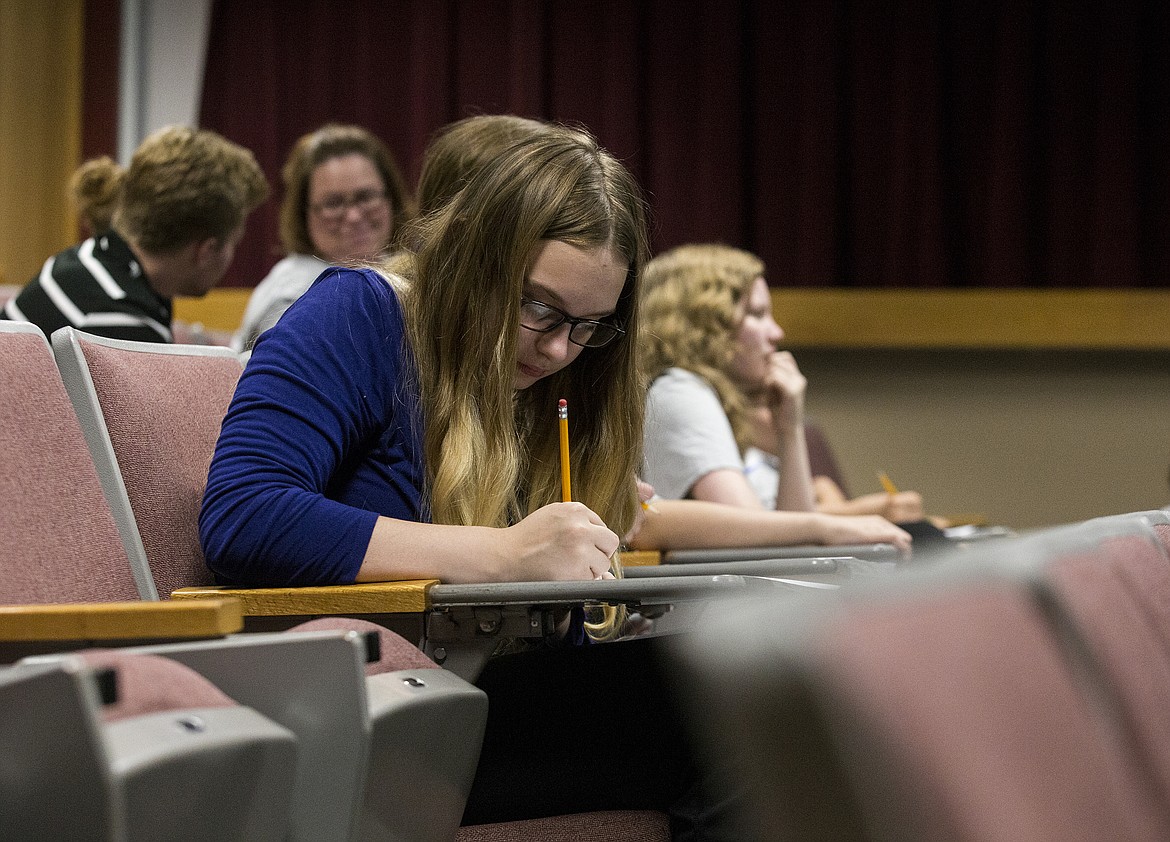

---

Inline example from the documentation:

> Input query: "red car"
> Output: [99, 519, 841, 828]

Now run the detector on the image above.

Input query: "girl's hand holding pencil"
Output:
[548, 398, 616, 579]
[503, 503, 619, 581]
[873, 471, 924, 522]
[623, 478, 659, 546]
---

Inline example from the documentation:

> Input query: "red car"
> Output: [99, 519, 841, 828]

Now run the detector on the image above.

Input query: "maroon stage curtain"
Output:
[197, 0, 1170, 289]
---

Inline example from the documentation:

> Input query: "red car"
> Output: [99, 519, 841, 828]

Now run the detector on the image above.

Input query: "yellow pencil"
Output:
[878, 471, 899, 495]
[558, 398, 572, 502]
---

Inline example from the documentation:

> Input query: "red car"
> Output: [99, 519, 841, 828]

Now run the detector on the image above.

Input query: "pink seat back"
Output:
[1153, 521, 1170, 559]
[1038, 532, 1170, 810]
[0, 324, 139, 603]
[73, 335, 242, 597]
[683, 574, 1169, 841]
[821, 582, 1166, 841]
[1070, 513, 1170, 652]
[1084, 531, 1170, 652]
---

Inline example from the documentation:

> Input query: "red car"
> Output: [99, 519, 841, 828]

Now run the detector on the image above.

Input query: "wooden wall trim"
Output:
[772, 289, 1170, 350]
[177, 287, 1170, 350]
[173, 287, 253, 333]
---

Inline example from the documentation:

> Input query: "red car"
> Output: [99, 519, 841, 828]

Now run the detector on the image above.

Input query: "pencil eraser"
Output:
[558, 398, 567, 408]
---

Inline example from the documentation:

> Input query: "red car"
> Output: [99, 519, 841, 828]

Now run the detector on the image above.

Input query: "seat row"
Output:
[675, 508, 1170, 841]
[12, 320, 803, 668]
[0, 320, 684, 840]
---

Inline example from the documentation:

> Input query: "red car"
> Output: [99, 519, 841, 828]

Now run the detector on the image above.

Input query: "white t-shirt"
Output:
[233, 253, 330, 351]
[642, 368, 748, 500]
[743, 447, 780, 509]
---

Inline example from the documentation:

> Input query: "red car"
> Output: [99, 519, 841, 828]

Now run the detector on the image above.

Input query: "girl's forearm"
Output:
[773, 425, 816, 512]
[626, 499, 827, 551]
[357, 517, 506, 584]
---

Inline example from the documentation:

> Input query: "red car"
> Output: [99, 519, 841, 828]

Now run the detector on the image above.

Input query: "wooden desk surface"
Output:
[0, 599, 243, 641]
[619, 550, 662, 567]
[175, 287, 1170, 350]
[171, 579, 438, 615]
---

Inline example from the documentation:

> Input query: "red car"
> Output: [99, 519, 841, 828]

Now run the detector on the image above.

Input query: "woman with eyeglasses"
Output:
[233, 123, 415, 350]
[405, 113, 911, 554]
[201, 124, 745, 838]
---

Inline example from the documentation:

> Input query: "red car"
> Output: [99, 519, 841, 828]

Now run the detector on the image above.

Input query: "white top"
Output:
[743, 447, 780, 509]
[233, 253, 330, 351]
[642, 367, 746, 500]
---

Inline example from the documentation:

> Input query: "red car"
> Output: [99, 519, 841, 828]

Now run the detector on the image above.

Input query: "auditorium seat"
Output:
[27, 619, 483, 842]
[0, 318, 366, 842]
[52, 326, 671, 840]
[0, 321, 146, 604]
[65, 625, 456, 842]
[288, 617, 488, 842]
[51, 326, 242, 599]
[1014, 516, 1170, 813]
[0, 319, 247, 651]
[1097, 509, 1170, 568]
[4, 322, 487, 840]
[1038, 512, 1170, 659]
[4, 649, 297, 841]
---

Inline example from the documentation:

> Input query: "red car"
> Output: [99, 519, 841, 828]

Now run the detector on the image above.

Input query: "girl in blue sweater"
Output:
[201, 124, 742, 839]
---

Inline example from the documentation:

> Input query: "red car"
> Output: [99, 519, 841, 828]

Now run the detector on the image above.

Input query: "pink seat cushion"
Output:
[291, 617, 439, 675]
[0, 330, 138, 603]
[79, 650, 236, 723]
[1088, 530, 1170, 655]
[810, 582, 1168, 840]
[457, 809, 669, 841]
[1043, 537, 1170, 806]
[1153, 522, 1170, 557]
[80, 339, 242, 596]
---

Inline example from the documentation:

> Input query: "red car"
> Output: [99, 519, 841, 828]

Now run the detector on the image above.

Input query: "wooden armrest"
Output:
[0, 599, 243, 641]
[937, 513, 990, 528]
[619, 550, 661, 567]
[170, 580, 439, 615]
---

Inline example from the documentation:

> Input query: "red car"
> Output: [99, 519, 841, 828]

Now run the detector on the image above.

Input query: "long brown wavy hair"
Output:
[396, 125, 648, 637]
[640, 243, 765, 453]
[416, 114, 548, 217]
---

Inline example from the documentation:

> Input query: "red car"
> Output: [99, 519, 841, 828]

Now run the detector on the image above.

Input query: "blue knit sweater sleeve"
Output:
[199, 268, 414, 586]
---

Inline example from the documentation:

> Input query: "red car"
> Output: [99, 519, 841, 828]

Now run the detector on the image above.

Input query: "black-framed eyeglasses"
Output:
[310, 187, 387, 222]
[519, 297, 625, 348]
